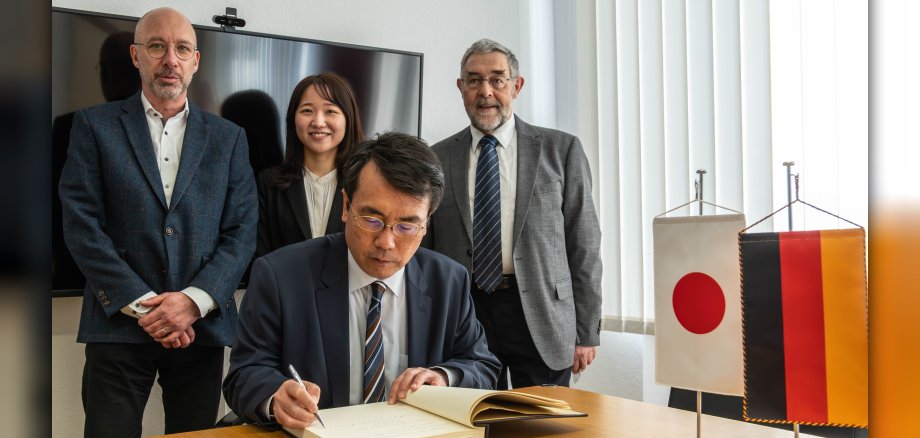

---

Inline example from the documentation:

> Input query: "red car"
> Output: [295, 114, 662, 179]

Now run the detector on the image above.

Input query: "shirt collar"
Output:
[470, 114, 516, 151]
[346, 247, 405, 296]
[140, 92, 190, 121]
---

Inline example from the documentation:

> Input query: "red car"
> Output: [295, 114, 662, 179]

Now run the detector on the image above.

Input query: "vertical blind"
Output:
[595, 0, 867, 333]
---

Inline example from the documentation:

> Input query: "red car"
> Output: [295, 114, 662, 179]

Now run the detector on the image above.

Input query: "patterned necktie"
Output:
[363, 281, 386, 403]
[473, 135, 503, 293]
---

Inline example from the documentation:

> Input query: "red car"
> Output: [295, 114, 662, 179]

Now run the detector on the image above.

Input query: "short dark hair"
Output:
[271, 72, 364, 189]
[341, 132, 444, 215]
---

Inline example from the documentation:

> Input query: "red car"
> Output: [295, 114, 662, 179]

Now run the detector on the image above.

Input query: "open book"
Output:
[284, 386, 586, 438]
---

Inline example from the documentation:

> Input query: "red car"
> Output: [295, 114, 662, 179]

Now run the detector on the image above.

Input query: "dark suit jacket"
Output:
[255, 166, 344, 258]
[223, 233, 500, 422]
[424, 116, 603, 370]
[58, 93, 258, 347]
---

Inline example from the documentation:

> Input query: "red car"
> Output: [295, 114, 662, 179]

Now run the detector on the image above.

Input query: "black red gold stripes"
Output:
[740, 229, 867, 428]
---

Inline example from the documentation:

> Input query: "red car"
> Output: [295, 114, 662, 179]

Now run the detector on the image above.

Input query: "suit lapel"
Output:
[405, 256, 432, 367]
[512, 116, 542, 251]
[449, 130, 474, 241]
[315, 235, 351, 407]
[283, 179, 312, 239]
[120, 95, 167, 209]
[326, 181, 345, 234]
[170, 105, 208, 209]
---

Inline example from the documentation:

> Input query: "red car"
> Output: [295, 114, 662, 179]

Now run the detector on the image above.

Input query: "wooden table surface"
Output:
[153, 386, 816, 437]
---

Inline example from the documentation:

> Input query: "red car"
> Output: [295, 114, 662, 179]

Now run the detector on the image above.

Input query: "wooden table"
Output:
[154, 386, 816, 437]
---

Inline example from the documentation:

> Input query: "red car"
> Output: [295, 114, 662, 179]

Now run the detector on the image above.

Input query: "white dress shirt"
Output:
[467, 116, 518, 274]
[120, 93, 216, 320]
[302, 168, 337, 239]
[346, 250, 408, 405]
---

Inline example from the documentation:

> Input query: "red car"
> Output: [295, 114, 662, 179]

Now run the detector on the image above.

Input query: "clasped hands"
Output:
[137, 292, 200, 349]
[271, 367, 448, 429]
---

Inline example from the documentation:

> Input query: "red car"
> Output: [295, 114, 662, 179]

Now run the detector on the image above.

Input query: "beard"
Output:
[467, 98, 509, 134]
[142, 67, 192, 101]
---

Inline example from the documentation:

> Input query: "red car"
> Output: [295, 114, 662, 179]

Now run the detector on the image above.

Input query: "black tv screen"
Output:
[51, 7, 424, 295]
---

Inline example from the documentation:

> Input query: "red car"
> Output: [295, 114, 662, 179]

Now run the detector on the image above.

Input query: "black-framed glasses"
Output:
[461, 76, 513, 90]
[349, 212, 426, 237]
[134, 41, 198, 61]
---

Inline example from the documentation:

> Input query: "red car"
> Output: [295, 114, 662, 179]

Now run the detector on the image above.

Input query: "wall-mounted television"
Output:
[51, 7, 424, 296]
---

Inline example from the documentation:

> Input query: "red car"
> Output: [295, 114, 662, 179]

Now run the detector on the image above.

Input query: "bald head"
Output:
[135, 7, 196, 44]
[130, 7, 200, 113]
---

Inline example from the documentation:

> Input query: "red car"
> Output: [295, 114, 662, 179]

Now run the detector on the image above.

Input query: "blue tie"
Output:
[473, 135, 503, 293]
[363, 281, 385, 403]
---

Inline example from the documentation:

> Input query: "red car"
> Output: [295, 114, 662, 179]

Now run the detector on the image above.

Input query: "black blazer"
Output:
[255, 166, 345, 257]
[223, 233, 500, 421]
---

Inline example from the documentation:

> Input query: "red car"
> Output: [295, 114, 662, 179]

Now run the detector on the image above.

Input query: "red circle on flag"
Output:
[672, 272, 725, 334]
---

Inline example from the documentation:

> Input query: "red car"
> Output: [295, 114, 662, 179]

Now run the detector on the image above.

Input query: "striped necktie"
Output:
[363, 281, 386, 403]
[473, 135, 503, 293]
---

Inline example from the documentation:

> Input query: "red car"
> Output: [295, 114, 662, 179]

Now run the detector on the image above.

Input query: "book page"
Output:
[472, 402, 585, 423]
[401, 386, 497, 427]
[285, 402, 483, 438]
[400, 386, 576, 427]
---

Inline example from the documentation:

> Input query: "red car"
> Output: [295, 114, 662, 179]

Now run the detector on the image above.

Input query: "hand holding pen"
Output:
[288, 364, 326, 428]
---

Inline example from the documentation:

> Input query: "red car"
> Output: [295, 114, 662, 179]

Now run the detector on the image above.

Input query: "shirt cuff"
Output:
[180, 286, 217, 318]
[431, 366, 459, 387]
[259, 396, 274, 422]
[120, 291, 158, 318]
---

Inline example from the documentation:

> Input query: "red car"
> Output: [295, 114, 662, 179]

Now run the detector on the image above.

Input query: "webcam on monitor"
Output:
[213, 7, 245, 30]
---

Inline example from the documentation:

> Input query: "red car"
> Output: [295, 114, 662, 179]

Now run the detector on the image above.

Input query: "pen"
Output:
[287, 364, 326, 428]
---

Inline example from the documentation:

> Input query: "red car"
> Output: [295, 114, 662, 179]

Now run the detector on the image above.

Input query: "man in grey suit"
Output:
[58, 7, 257, 437]
[425, 38, 602, 389]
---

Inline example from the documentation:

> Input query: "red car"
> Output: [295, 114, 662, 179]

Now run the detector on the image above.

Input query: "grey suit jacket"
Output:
[59, 93, 258, 347]
[425, 115, 602, 370]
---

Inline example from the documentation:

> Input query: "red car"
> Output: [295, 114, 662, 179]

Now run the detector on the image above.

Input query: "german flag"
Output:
[740, 228, 868, 428]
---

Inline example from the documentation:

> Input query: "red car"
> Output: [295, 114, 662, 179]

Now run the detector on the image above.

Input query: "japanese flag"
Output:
[653, 213, 746, 396]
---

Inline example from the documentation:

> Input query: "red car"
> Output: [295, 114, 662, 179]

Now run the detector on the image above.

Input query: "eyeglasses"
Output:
[461, 76, 513, 90]
[349, 213, 426, 237]
[134, 41, 198, 61]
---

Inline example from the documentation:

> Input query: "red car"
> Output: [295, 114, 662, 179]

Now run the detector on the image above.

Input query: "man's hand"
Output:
[272, 379, 321, 429]
[573, 345, 597, 374]
[387, 367, 448, 404]
[153, 326, 196, 349]
[138, 292, 201, 348]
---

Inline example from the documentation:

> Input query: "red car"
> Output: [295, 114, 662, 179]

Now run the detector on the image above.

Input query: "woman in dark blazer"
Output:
[256, 72, 364, 257]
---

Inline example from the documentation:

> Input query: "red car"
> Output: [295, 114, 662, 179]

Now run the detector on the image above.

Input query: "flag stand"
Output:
[782, 161, 795, 230]
[742, 164, 863, 234]
[695, 169, 704, 438]
[745, 162, 863, 437]
[658, 169, 745, 438]
[784, 162, 801, 438]
[696, 390, 702, 438]
[656, 169, 743, 218]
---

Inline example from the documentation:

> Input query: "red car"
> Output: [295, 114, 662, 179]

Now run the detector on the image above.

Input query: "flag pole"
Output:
[695, 168, 705, 438]
[783, 161, 800, 438]
[696, 169, 706, 215]
[696, 390, 702, 438]
[783, 161, 795, 230]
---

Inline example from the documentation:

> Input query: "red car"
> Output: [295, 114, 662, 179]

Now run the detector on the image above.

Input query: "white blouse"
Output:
[302, 168, 337, 238]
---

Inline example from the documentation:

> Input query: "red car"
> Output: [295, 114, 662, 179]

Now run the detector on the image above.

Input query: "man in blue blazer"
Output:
[223, 132, 499, 429]
[58, 7, 257, 437]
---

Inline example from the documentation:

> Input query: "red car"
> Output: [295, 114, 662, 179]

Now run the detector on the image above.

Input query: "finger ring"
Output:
[159, 328, 168, 337]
